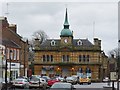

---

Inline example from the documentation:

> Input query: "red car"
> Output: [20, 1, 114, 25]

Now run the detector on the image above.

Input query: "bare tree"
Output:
[29, 30, 49, 48]
[108, 48, 119, 58]
[32, 30, 48, 44]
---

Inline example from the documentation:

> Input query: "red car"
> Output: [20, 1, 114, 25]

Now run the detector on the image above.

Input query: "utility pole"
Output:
[118, 1, 120, 90]
[9, 50, 12, 82]
[117, 40, 120, 90]
[5, 46, 7, 90]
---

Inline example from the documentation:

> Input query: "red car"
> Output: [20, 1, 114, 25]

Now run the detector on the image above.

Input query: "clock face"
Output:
[64, 39, 68, 43]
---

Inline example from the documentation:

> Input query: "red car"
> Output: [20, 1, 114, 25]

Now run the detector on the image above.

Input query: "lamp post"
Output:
[9, 50, 12, 82]
[5, 47, 7, 90]
[117, 40, 120, 90]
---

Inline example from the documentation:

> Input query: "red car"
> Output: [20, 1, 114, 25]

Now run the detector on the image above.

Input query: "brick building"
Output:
[33, 9, 108, 82]
[0, 17, 29, 80]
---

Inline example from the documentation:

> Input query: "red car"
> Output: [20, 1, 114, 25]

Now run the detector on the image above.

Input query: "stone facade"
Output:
[33, 9, 108, 82]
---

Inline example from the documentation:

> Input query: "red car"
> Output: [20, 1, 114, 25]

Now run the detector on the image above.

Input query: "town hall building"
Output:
[33, 8, 108, 82]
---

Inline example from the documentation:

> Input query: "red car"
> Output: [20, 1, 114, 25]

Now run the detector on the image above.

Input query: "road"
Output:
[14, 82, 119, 90]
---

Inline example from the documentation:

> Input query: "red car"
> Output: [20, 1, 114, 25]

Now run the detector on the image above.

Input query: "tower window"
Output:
[77, 40, 82, 46]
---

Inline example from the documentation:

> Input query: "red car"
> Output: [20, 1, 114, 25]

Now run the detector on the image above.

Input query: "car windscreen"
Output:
[51, 83, 71, 88]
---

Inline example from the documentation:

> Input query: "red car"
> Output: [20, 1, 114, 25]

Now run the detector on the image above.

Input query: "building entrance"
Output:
[62, 68, 70, 77]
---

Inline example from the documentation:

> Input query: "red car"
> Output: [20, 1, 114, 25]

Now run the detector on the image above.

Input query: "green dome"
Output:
[60, 8, 73, 37]
[60, 28, 73, 37]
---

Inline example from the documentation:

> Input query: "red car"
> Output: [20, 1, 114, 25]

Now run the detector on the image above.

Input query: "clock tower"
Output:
[60, 8, 73, 45]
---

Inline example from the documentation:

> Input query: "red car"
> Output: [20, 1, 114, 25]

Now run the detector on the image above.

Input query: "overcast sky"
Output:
[0, 1, 119, 54]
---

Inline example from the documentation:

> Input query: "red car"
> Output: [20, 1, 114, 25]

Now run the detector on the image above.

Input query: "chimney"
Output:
[94, 38, 101, 47]
[34, 38, 40, 49]
[0, 17, 9, 29]
[9, 24, 17, 33]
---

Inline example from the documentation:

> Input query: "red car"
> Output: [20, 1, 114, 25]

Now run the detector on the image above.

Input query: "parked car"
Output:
[29, 77, 47, 89]
[79, 75, 91, 85]
[56, 76, 64, 82]
[66, 76, 77, 84]
[103, 77, 109, 82]
[50, 82, 76, 90]
[41, 76, 51, 82]
[47, 77, 60, 86]
[13, 78, 29, 89]
[17, 76, 29, 81]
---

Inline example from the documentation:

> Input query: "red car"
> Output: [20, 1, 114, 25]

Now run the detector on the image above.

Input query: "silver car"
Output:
[29, 77, 47, 89]
[66, 76, 77, 84]
[13, 78, 29, 89]
[50, 82, 76, 90]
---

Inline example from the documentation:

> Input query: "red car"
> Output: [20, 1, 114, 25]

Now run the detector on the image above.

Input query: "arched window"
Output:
[51, 40, 56, 46]
[77, 40, 82, 46]
[43, 55, 46, 62]
[62, 55, 69, 62]
[47, 55, 49, 62]
[79, 55, 82, 62]
[66, 55, 69, 62]
[51, 55, 53, 62]
[87, 55, 90, 62]
[83, 55, 86, 62]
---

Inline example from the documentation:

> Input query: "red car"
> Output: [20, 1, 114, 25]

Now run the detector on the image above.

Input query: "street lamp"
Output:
[5, 47, 7, 90]
[117, 40, 120, 90]
[9, 50, 12, 82]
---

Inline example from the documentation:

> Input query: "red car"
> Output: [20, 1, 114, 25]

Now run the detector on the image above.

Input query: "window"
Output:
[87, 55, 90, 62]
[13, 49, 16, 60]
[10, 49, 13, 60]
[67, 55, 69, 62]
[51, 55, 53, 62]
[62, 55, 65, 62]
[16, 50, 19, 60]
[83, 55, 86, 62]
[79, 68, 83, 73]
[47, 55, 49, 62]
[43, 55, 46, 62]
[78, 55, 90, 62]
[77, 40, 82, 46]
[43, 55, 54, 62]
[62, 55, 69, 62]
[7, 48, 9, 59]
[51, 40, 56, 46]
[79, 55, 82, 62]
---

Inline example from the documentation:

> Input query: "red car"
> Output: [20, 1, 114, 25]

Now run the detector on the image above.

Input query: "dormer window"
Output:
[77, 40, 82, 46]
[51, 40, 56, 46]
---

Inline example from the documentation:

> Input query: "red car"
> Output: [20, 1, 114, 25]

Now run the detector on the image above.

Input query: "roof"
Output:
[1, 39, 21, 48]
[38, 39, 93, 51]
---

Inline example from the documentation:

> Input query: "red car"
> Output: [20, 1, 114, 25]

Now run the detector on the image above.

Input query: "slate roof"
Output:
[39, 39, 93, 51]
[1, 39, 21, 48]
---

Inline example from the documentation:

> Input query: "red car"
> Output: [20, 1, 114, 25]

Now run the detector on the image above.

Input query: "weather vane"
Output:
[65, 4, 68, 9]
